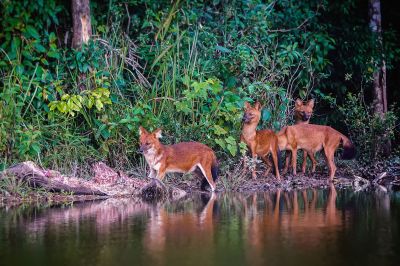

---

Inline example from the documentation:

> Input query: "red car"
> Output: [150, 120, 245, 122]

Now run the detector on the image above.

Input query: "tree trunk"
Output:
[369, 0, 387, 115]
[71, 0, 92, 49]
[71, 0, 92, 91]
[369, 0, 390, 154]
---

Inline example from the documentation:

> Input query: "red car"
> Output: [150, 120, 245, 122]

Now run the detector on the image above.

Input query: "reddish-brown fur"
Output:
[282, 99, 317, 174]
[240, 102, 280, 180]
[277, 124, 356, 181]
[139, 126, 218, 191]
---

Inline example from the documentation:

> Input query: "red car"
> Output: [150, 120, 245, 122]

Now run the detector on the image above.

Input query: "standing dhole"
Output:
[241, 102, 281, 180]
[282, 99, 317, 174]
[277, 124, 356, 181]
[139, 126, 218, 191]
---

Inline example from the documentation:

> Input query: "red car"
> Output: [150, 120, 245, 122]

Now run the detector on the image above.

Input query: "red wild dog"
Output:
[241, 102, 281, 180]
[277, 124, 356, 181]
[139, 126, 218, 191]
[282, 99, 317, 174]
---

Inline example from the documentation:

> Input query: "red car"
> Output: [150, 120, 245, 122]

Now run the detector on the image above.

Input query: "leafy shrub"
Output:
[2, 0, 377, 175]
[339, 93, 397, 163]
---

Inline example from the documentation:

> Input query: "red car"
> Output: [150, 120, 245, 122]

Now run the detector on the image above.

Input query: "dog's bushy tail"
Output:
[211, 157, 219, 182]
[341, 135, 356, 160]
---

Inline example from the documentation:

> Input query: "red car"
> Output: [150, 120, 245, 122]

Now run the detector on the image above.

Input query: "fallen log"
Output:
[2, 161, 107, 196]
[1, 161, 189, 202]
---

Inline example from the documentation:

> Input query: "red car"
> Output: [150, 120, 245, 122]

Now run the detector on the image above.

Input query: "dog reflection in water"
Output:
[240, 185, 340, 265]
[143, 193, 218, 263]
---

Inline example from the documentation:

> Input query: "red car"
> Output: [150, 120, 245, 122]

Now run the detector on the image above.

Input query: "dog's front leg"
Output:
[149, 168, 157, 179]
[251, 152, 257, 179]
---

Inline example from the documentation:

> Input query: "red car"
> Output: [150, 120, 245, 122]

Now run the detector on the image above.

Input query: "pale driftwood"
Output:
[353, 175, 371, 192]
[390, 179, 400, 188]
[372, 172, 387, 185]
[2, 162, 107, 196]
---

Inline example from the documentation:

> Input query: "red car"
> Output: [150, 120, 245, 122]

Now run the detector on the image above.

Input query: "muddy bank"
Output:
[171, 165, 399, 193]
[173, 174, 354, 193]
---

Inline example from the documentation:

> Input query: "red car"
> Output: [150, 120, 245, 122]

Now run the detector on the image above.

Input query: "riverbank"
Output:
[1, 159, 399, 207]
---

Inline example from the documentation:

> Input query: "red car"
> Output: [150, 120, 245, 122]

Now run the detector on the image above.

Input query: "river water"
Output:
[1, 185, 399, 266]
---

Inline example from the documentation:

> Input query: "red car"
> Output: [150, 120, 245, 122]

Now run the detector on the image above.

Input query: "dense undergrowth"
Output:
[0, 0, 399, 183]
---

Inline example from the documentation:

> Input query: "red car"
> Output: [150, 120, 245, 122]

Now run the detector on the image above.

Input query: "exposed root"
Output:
[139, 178, 187, 202]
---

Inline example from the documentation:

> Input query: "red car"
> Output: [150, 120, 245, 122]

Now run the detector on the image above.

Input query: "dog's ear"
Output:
[244, 101, 251, 109]
[153, 128, 162, 139]
[295, 98, 303, 107]
[254, 101, 262, 111]
[139, 126, 148, 136]
[307, 99, 315, 108]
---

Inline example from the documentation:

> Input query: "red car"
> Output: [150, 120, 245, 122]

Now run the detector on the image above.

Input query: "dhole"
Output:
[277, 124, 356, 181]
[139, 126, 218, 191]
[241, 102, 280, 180]
[283, 99, 317, 174]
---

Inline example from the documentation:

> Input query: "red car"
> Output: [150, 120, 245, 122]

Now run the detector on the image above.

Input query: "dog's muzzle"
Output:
[242, 115, 251, 123]
[302, 113, 310, 121]
[138, 146, 145, 153]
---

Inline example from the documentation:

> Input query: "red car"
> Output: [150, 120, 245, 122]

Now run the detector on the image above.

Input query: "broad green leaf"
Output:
[26, 26, 40, 39]
[95, 99, 104, 110]
[47, 51, 60, 59]
[119, 118, 131, 124]
[61, 94, 70, 100]
[213, 125, 227, 135]
[227, 143, 237, 156]
[261, 109, 271, 122]
[215, 138, 226, 149]
[101, 129, 110, 139]
[34, 43, 46, 53]
[31, 143, 41, 154]
[215, 45, 231, 53]
[87, 97, 94, 109]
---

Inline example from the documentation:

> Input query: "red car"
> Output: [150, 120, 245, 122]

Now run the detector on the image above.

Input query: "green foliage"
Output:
[123, 0, 330, 156]
[0, 0, 63, 74]
[172, 78, 243, 156]
[49, 87, 112, 116]
[0, 175, 34, 198]
[322, 0, 400, 107]
[0, 0, 398, 176]
[0, 174, 53, 198]
[339, 93, 397, 163]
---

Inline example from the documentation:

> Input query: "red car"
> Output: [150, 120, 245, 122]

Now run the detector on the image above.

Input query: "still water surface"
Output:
[1, 185, 399, 266]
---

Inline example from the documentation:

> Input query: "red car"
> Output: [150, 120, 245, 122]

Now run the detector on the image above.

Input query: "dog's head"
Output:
[242, 101, 262, 124]
[295, 99, 314, 122]
[138, 126, 162, 154]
